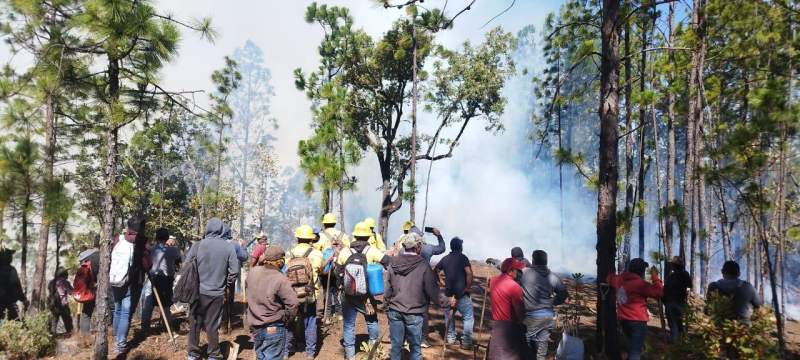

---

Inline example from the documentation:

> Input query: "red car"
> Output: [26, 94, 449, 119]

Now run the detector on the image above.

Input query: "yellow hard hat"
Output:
[402, 220, 414, 232]
[321, 213, 337, 224]
[364, 217, 377, 229]
[352, 222, 372, 238]
[295, 225, 316, 240]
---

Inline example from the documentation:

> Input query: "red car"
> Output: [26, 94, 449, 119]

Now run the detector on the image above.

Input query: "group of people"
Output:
[241, 214, 456, 360]
[0, 210, 767, 360]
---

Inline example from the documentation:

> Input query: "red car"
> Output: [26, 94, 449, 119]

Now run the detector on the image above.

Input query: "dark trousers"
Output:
[51, 305, 73, 334]
[79, 301, 95, 335]
[188, 294, 225, 360]
[0, 303, 19, 320]
[286, 302, 317, 357]
[621, 320, 647, 360]
[665, 302, 686, 342]
[141, 275, 174, 331]
[422, 306, 430, 340]
[323, 273, 342, 318]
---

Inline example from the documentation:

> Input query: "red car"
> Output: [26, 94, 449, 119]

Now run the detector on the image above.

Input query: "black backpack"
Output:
[341, 246, 370, 297]
[174, 243, 200, 304]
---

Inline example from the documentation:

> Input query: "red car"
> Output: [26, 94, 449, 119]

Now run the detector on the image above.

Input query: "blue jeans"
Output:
[285, 302, 317, 357]
[388, 310, 423, 360]
[621, 320, 647, 360]
[342, 296, 379, 359]
[112, 286, 139, 351]
[141, 275, 174, 332]
[444, 294, 474, 346]
[254, 323, 286, 360]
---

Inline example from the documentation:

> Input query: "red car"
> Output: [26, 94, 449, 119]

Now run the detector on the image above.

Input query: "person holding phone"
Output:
[434, 237, 474, 350]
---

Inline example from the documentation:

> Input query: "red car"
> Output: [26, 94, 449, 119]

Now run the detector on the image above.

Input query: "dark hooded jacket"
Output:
[384, 252, 439, 314]
[194, 219, 241, 297]
[0, 251, 25, 306]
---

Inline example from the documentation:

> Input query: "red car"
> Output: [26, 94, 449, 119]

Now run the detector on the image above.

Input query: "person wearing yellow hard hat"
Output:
[390, 220, 416, 255]
[338, 222, 390, 359]
[363, 217, 386, 251]
[285, 225, 323, 358]
[315, 213, 351, 251]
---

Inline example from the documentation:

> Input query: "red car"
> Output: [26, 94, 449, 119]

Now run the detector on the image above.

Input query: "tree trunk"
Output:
[620, 2, 634, 271]
[685, 0, 706, 285]
[215, 118, 225, 212]
[93, 57, 120, 360]
[409, 19, 418, 223]
[21, 192, 30, 295]
[29, 93, 56, 313]
[715, 185, 732, 261]
[238, 123, 251, 237]
[636, 14, 649, 260]
[698, 166, 709, 293]
[756, 213, 786, 356]
[597, 1, 621, 358]
[30, 92, 57, 312]
[665, 0, 676, 260]
[652, 82, 665, 263]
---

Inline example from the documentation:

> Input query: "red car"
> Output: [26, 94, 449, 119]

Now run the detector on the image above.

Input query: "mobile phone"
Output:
[424, 226, 434, 233]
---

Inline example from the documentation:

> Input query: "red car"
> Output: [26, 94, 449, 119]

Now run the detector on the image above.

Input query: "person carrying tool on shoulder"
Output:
[284, 225, 323, 359]
[337, 222, 390, 360]
[315, 213, 350, 251]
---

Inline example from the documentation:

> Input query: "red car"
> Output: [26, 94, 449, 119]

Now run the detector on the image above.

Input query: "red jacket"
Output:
[490, 274, 524, 322]
[608, 272, 663, 322]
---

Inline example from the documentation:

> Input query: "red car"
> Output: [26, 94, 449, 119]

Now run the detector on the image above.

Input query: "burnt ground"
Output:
[48, 262, 800, 359]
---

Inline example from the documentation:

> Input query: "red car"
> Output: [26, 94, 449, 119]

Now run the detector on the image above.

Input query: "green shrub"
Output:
[0, 312, 56, 359]
[664, 294, 779, 359]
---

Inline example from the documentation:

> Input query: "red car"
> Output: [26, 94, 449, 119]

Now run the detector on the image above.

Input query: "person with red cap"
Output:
[488, 258, 527, 359]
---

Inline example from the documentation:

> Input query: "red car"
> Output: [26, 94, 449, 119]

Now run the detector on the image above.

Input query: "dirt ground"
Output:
[48, 262, 800, 360]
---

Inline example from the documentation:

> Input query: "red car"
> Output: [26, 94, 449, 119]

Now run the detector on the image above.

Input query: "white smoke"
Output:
[345, 28, 599, 275]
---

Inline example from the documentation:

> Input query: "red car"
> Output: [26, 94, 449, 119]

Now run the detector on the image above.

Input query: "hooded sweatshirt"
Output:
[385, 252, 439, 314]
[608, 271, 663, 321]
[707, 278, 761, 323]
[521, 265, 568, 314]
[194, 219, 241, 297]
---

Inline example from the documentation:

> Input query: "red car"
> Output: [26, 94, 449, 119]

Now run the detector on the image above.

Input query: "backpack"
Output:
[342, 246, 370, 297]
[286, 247, 315, 304]
[109, 236, 134, 287]
[174, 243, 200, 304]
[72, 260, 96, 303]
[48, 279, 69, 309]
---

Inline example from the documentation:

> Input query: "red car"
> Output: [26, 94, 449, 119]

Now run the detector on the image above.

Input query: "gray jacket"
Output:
[707, 278, 762, 324]
[193, 219, 241, 297]
[420, 234, 446, 263]
[521, 265, 568, 313]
